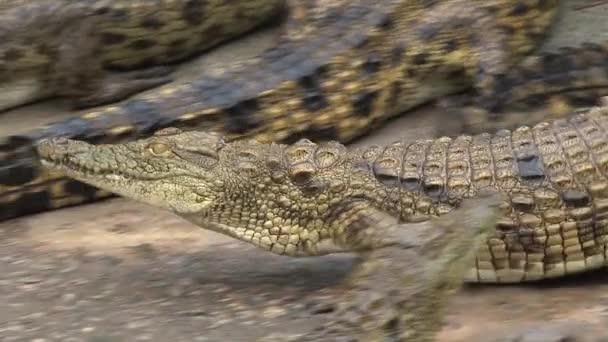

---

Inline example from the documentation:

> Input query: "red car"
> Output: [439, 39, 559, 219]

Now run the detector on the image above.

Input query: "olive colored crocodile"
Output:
[36, 107, 504, 342]
[4, 0, 608, 221]
[37, 101, 608, 284]
[35, 102, 608, 338]
[0, 0, 284, 110]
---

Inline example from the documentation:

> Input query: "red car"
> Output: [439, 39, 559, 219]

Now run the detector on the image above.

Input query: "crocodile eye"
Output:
[147, 143, 171, 155]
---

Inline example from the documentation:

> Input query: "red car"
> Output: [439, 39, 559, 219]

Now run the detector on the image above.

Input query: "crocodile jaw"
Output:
[36, 137, 213, 214]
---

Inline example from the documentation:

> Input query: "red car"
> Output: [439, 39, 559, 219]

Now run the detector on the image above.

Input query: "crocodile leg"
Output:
[260, 194, 500, 341]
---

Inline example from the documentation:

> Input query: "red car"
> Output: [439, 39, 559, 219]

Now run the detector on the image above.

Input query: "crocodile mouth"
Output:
[37, 137, 212, 213]
[39, 156, 130, 181]
[37, 138, 148, 181]
[36, 138, 194, 183]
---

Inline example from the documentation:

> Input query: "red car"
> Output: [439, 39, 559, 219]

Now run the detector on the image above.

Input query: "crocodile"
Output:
[35, 108, 504, 342]
[36, 102, 608, 339]
[4, 0, 608, 221]
[37, 100, 608, 283]
[0, 0, 285, 110]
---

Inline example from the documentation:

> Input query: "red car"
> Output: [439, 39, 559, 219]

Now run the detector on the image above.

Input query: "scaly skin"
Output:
[0, 0, 284, 110]
[4, 0, 608, 221]
[36, 116, 503, 342]
[37, 101, 608, 285]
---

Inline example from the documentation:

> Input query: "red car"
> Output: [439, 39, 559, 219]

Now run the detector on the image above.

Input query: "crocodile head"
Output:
[36, 127, 374, 253]
[36, 128, 390, 255]
[36, 128, 231, 214]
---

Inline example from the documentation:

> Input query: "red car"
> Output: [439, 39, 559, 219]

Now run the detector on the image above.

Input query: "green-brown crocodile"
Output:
[0, 0, 284, 110]
[37, 101, 608, 283]
[36, 102, 608, 339]
[35, 107, 504, 342]
[4, 0, 608, 221]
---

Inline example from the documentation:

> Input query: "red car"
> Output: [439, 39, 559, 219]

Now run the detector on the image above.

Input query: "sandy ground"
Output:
[2, 1, 608, 341]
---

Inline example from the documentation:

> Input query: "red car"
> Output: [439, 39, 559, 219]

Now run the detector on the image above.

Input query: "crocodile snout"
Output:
[36, 137, 90, 162]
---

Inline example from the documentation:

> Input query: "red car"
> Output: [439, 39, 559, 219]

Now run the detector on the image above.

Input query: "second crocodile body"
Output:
[0, 0, 284, 110]
[4, 0, 608, 220]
